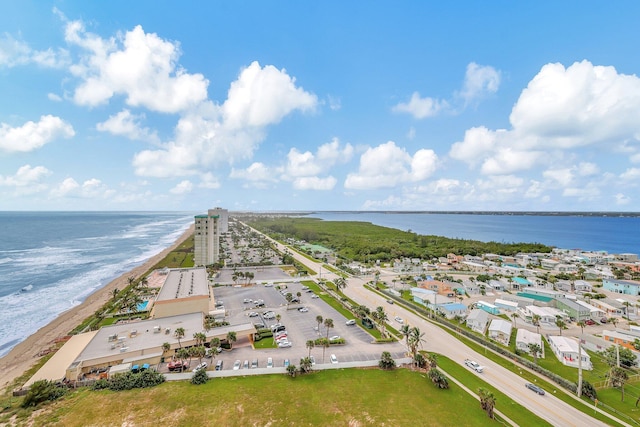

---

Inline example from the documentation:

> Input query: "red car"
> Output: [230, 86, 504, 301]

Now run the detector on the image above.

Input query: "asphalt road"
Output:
[248, 226, 616, 427]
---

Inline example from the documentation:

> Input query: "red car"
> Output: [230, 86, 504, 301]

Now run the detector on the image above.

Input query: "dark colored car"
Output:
[525, 383, 545, 395]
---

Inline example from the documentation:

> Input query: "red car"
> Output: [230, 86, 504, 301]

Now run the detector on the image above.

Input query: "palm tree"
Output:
[127, 276, 136, 288]
[193, 332, 207, 347]
[324, 318, 334, 340]
[577, 320, 586, 335]
[276, 314, 281, 324]
[161, 342, 171, 362]
[192, 345, 206, 364]
[112, 287, 119, 300]
[532, 314, 541, 334]
[378, 351, 396, 370]
[335, 277, 347, 293]
[286, 364, 297, 377]
[299, 357, 313, 374]
[316, 315, 323, 334]
[176, 347, 190, 372]
[511, 312, 519, 328]
[428, 368, 449, 389]
[426, 353, 438, 370]
[174, 327, 185, 348]
[528, 343, 543, 364]
[400, 324, 411, 355]
[226, 331, 237, 349]
[608, 366, 629, 401]
[306, 340, 315, 358]
[285, 293, 293, 307]
[374, 306, 388, 337]
[478, 388, 496, 419]
[611, 317, 619, 329]
[555, 317, 566, 336]
[408, 327, 426, 367]
[623, 301, 631, 320]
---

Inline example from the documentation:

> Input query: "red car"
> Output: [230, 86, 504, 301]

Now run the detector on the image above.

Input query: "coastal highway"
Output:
[252, 228, 615, 427]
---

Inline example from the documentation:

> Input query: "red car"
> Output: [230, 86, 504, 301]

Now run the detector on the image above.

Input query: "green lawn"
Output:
[25, 369, 509, 426]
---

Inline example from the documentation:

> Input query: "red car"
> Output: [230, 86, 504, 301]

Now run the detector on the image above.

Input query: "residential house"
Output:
[466, 309, 489, 333]
[602, 329, 640, 351]
[589, 299, 623, 316]
[494, 299, 519, 312]
[574, 280, 593, 293]
[476, 300, 500, 315]
[546, 335, 592, 370]
[603, 279, 640, 296]
[437, 302, 467, 320]
[555, 298, 591, 321]
[516, 329, 544, 357]
[410, 287, 436, 306]
[488, 319, 512, 345]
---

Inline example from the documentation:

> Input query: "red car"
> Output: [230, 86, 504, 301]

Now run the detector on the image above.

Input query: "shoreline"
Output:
[0, 224, 195, 391]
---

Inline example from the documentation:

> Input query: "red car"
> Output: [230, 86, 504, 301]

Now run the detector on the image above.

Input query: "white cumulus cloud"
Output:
[392, 92, 448, 119]
[457, 62, 501, 106]
[0, 165, 51, 187]
[133, 62, 318, 177]
[96, 109, 159, 143]
[65, 21, 208, 113]
[293, 176, 337, 190]
[345, 141, 439, 189]
[0, 115, 75, 152]
[169, 180, 193, 194]
[0, 33, 69, 68]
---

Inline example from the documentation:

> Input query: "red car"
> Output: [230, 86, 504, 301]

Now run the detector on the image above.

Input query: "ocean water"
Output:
[308, 212, 640, 255]
[0, 212, 194, 357]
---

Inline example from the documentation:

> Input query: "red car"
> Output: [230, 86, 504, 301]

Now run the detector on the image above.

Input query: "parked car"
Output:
[310, 355, 315, 366]
[233, 360, 241, 370]
[464, 359, 483, 373]
[525, 383, 545, 395]
[311, 294, 319, 299]
[386, 299, 394, 304]
[192, 362, 208, 372]
[215, 360, 223, 371]
[267, 357, 273, 368]
[329, 335, 341, 341]
[243, 360, 249, 369]
[585, 319, 596, 325]
[394, 316, 404, 324]
[270, 323, 283, 331]
[251, 359, 258, 369]
[248, 312, 259, 317]
[284, 359, 290, 368]
[278, 341, 292, 348]
[600, 317, 608, 324]
[264, 311, 276, 319]
[330, 354, 338, 364]
[243, 298, 252, 304]
[345, 319, 356, 326]
[273, 325, 286, 333]
[254, 322, 265, 329]
[168, 360, 188, 371]
[298, 307, 309, 312]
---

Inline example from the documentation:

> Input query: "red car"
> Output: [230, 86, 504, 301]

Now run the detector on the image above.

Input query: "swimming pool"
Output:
[137, 301, 149, 311]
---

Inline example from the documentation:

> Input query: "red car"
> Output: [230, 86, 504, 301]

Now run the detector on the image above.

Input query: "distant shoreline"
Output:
[236, 210, 640, 217]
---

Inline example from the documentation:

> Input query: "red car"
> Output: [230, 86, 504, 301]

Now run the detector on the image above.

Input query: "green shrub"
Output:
[92, 370, 165, 392]
[191, 368, 209, 385]
[22, 380, 67, 408]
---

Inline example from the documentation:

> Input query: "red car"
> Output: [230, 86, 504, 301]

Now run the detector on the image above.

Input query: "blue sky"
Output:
[1, 2, 640, 212]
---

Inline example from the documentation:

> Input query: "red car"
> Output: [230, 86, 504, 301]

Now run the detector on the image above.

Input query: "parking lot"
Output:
[208, 281, 405, 371]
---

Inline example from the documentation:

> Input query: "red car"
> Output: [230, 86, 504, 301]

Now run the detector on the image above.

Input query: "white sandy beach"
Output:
[0, 225, 195, 391]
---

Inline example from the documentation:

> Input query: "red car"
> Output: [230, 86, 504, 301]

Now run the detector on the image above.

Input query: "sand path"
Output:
[0, 225, 194, 391]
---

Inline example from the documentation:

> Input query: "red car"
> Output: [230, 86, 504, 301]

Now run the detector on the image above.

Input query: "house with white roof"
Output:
[546, 335, 592, 370]
[488, 319, 512, 345]
[515, 329, 544, 357]
[494, 299, 518, 312]
[524, 305, 561, 324]
[466, 309, 489, 333]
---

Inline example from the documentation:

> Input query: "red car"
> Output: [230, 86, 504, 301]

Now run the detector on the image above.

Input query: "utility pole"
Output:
[616, 344, 620, 368]
[577, 337, 583, 397]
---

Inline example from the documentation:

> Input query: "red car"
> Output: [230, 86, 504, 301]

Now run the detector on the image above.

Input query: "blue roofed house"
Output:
[436, 303, 467, 319]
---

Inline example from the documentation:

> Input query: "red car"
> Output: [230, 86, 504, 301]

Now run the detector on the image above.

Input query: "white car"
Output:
[329, 335, 341, 341]
[278, 340, 292, 348]
[192, 362, 208, 372]
[394, 316, 404, 324]
[330, 354, 338, 364]
[263, 312, 276, 319]
[298, 307, 309, 312]
[345, 319, 356, 326]
[311, 294, 319, 299]
[464, 359, 484, 373]
[310, 355, 315, 365]
[284, 359, 290, 368]
[243, 298, 252, 303]
[267, 357, 273, 368]
[233, 360, 241, 370]
[248, 312, 259, 317]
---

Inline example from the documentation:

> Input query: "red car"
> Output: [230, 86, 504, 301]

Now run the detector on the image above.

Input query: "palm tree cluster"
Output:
[371, 306, 388, 337]
[231, 270, 255, 285]
[400, 325, 426, 367]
